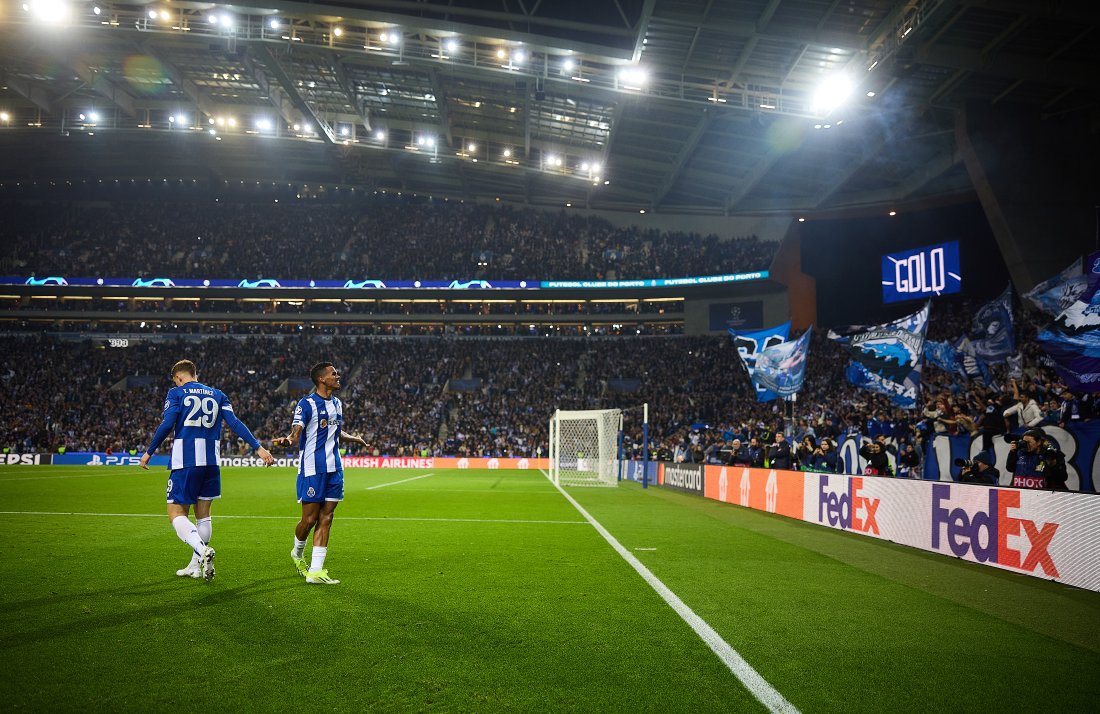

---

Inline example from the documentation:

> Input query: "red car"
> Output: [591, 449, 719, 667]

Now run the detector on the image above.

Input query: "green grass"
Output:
[1, 466, 1098, 712]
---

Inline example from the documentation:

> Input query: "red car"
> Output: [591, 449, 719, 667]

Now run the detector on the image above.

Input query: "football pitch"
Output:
[1, 466, 1098, 712]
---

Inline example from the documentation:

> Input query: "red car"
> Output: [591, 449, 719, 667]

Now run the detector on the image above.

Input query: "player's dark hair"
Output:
[171, 359, 197, 377]
[310, 361, 334, 386]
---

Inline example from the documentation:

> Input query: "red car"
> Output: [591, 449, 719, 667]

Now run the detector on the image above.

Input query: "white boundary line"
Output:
[541, 470, 799, 714]
[366, 472, 435, 490]
[0, 472, 116, 482]
[0, 511, 586, 525]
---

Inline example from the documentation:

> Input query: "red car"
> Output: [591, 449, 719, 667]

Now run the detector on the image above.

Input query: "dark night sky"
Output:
[800, 201, 1012, 327]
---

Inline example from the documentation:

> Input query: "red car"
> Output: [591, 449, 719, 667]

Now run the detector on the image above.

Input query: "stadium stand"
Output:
[0, 198, 776, 281]
[2, 298, 1091, 463]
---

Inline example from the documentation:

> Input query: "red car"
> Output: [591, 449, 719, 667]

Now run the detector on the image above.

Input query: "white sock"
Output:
[196, 517, 211, 545]
[191, 517, 212, 565]
[310, 546, 327, 573]
[292, 537, 307, 559]
[172, 516, 207, 556]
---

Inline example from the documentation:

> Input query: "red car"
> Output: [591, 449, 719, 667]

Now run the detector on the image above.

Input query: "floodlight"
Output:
[333, 27, 343, 37]
[92, 5, 100, 15]
[88, 111, 99, 122]
[160, 10, 169, 21]
[340, 126, 350, 136]
[0, 111, 10, 122]
[445, 39, 458, 52]
[512, 50, 526, 63]
[269, 18, 280, 30]
[812, 74, 854, 114]
[227, 117, 236, 127]
[562, 58, 575, 72]
[168, 115, 175, 123]
[374, 129, 385, 140]
[618, 67, 647, 88]
[467, 143, 476, 152]
[148, 9, 156, 19]
[26, 0, 71, 22]
[496, 48, 506, 59]
[502, 149, 511, 158]
[256, 118, 272, 130]
[580, 162, 589, 171]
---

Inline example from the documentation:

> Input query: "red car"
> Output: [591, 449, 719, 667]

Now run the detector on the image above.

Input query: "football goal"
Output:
[549, 408, 622, 487]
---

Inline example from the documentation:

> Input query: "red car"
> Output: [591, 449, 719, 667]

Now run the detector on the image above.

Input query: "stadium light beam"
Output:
[812, 74, 854, 115]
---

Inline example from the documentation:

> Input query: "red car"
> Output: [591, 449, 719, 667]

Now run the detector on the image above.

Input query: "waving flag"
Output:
[730, 322, 790, 402]
[752, 328, 813, 398]
[923, 340, 957, 373]
[1025, 258, 1087, 317]
[1037, 251, 1100, 392]
[953, 336, 992, 384]
[970, 286, 1016, 362]
[830, 303, 929, 408]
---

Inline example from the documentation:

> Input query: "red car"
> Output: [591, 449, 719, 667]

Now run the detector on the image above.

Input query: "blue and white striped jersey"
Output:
[293, 393, 344, 477]
[146, 382, 261, 470]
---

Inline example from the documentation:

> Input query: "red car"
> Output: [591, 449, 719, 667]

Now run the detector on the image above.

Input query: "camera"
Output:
[953, 457, 972, 468]
[1003, 433, 1020, 444]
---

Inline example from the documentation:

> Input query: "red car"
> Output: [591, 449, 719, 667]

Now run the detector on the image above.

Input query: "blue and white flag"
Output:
[970, 286, 1015, 362]
[923, 340, 957, 373]
[1037, 251, 1100, 393]
[830, 303, 929, 408]
[730, 322, 790, 402]
[752, 328, 812, 398]
[953, 336, 991, 384]
[1025, 258, 1087, 317]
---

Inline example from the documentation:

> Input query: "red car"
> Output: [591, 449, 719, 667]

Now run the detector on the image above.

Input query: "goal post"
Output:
[549, 408, 622, 487]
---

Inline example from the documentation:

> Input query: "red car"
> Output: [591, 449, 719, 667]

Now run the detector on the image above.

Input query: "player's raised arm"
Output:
[339, 432, 368, 448]
[274, 398, 309, 448]
[273, 425, 303, 449]
[220, 395, 275, 466]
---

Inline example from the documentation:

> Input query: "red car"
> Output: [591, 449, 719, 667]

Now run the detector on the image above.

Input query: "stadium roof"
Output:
[1, 0, 1097, 215]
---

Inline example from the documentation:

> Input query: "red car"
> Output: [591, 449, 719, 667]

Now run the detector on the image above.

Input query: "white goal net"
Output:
[549, 408, 621, 487]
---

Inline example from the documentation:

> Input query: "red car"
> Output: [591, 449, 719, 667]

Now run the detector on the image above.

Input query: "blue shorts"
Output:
[297, 471, 344, 503]
[167, 466, 221, 505]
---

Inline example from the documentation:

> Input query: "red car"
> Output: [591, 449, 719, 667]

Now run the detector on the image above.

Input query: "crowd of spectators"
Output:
[0, 198, 776, 281]
[3, 295, 1092, 469]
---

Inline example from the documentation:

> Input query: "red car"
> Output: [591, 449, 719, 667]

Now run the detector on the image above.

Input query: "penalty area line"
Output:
[540, 470, 799, 714]
[366, 472, 435, 490]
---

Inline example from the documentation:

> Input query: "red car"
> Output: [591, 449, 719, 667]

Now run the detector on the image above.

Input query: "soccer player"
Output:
[140, 359, 275, 582]
[273, 362, 367, 585]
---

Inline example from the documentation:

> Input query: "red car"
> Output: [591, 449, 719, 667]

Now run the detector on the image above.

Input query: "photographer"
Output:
[726, 438, 751, 467]
[795, 435, 817, 471]
[956, 452, 999, 485]
[1005, 427, 1068, 490]
[808, 438, 841, 473]
[897, 442, 921, 479]
[859, 436, 893, 477]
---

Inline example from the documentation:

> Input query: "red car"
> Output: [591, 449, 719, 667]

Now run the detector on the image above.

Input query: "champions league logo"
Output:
[725, 306, 747, 329]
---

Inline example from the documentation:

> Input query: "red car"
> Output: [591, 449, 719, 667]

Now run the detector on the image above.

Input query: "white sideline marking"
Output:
[366, 472, 435, 490]
[0, 511, 586, 525]
[541, 470, 799, 714]
[0, 471, 116, 482]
